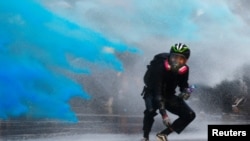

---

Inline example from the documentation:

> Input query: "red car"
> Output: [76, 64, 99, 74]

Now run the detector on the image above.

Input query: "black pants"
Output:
[142, 93, 196, 137]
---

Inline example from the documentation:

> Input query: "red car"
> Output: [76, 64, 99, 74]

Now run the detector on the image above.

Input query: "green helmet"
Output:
[170, 43, 190, 59]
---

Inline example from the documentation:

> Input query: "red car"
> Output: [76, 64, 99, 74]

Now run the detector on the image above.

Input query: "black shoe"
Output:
[156, 133, 168, 141]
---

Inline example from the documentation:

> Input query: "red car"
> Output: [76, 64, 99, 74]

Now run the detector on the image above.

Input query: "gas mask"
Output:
[164, 53, 188, 74]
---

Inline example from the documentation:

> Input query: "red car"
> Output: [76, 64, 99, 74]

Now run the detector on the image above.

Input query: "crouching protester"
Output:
[141, 43, 196, 141]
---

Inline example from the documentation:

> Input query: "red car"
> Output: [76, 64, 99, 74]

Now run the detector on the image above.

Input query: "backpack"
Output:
[143, 53, 169, 86]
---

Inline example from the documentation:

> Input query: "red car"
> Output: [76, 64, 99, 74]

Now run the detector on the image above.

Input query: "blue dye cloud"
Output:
[1, 0, 247, 122]
[0, 1, 139, 122]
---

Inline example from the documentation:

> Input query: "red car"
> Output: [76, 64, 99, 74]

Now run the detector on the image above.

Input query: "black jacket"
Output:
[144, 53, 189, 100]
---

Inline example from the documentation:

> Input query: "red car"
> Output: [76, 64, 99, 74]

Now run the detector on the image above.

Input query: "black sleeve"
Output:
[150, 63, 165, 108]
[178, 66, 189, 92]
